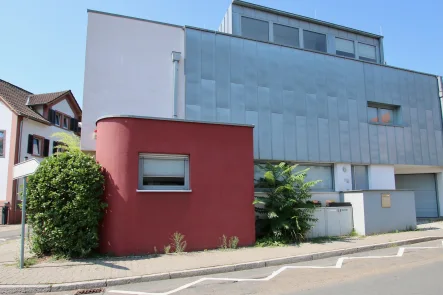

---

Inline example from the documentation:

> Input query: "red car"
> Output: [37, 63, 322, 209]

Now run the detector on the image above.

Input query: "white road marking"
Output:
[109, 241, 443, 295]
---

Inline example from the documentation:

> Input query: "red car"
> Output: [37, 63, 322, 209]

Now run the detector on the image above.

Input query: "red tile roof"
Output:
[0, 80, 77, 125]
[27, 90, 70, 106]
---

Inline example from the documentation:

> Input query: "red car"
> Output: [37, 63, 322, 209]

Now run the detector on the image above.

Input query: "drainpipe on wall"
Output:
[171, 51, 181, 118]
[438, 76, 443, 127]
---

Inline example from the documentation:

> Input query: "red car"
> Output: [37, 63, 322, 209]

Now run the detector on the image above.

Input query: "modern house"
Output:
[82, 0, 443, 221]
[0, 79, 82, 223]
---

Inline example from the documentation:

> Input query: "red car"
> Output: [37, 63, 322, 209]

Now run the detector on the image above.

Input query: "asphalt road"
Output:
[0, 227, 21, 242]
[106, 240, 443, 295]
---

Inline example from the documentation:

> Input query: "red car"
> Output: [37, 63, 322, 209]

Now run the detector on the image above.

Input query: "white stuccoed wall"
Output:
[81, 12, 185, 152]
[334, 163, 352, 192]
[52, 100, 75, 117]
[0, 101, 13, 201]
[368, 165, 395, 189]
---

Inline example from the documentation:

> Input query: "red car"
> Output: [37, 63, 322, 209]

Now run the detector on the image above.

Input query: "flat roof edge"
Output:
[96, 115, 255, 128]
[185, 26, 438, 78]
[232, 0, 383, 39]
[87, 9, 184, 29]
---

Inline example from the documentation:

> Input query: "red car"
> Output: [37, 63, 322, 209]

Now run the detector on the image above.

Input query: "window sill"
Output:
[136, 189, 192, 193]
[368, 122, 405, 128]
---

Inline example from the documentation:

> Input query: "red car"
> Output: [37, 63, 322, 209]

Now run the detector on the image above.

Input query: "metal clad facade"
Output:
[185, 28, 443, 165]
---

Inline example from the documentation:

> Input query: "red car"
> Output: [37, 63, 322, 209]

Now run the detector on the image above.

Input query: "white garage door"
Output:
[395, 174, 439, 218]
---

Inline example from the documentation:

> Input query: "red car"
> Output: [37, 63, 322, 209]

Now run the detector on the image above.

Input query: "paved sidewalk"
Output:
[0, 222, 442, 286]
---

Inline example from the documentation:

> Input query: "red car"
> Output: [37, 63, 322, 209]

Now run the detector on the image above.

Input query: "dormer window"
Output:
[54, 112, 61, 126]
[63, 115, 71, 129]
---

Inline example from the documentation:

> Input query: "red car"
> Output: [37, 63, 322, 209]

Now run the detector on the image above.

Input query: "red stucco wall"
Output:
[96, 117, 255, 256]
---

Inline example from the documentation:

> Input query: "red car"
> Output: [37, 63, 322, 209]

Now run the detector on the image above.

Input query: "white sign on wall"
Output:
[12, 159, 39, 180]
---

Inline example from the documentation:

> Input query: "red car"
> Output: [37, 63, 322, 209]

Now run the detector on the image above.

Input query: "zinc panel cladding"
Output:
[185, 28, 443, 165]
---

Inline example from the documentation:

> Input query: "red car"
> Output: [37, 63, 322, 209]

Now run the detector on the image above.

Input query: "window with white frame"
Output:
[358, 43, 376, 62]
[54, 112, 61, 126]
[138, 154, 189, 190]
[254, 163, 333, 191]
[335, 37, 355, 58]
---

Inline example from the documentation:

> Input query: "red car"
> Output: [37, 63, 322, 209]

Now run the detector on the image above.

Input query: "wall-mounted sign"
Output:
[381, 193, 391, 208]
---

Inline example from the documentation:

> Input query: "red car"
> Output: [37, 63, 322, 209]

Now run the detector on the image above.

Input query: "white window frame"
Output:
[138, 154, 190, 191]
[54, 112, 61, 126]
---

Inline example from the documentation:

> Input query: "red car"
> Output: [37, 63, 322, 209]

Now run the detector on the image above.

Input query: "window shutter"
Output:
[48, 109, 55, 123]
[70, 118, 76, 132]
[27, 135, 34, 154]
[43, 139, 50, 157]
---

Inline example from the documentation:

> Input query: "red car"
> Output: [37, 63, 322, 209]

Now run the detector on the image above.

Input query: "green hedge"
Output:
[26, 150, 105, 258]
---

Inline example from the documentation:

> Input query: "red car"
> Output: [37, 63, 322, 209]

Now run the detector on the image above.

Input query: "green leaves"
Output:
[253, 162, 319, 243]
[26, 150, 105, 258]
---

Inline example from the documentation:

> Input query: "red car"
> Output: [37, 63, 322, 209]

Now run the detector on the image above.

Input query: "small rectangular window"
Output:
[367, 103, 399, 125]
[54, 112, 61, 126]
[367, 107, 379, 123]
[241, 17, 269, 42]
[358, 43, 376, 62]
[0, 130, 5, 157]
[303, 30, 327, 52]
[63, 116, 71, 129]
[336, 38, 355, 58]
[352, 165, 368, 190]
[32, 136, 43, 156]
[273, 24, 299, 47]
[254, 163, 333, 192]
[139, 154, 189, 190]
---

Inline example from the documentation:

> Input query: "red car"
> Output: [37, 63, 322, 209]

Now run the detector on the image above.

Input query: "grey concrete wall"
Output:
[344, 190, 417, 235]
[184, 27, 443, 166]
[363, 191, 417, 234]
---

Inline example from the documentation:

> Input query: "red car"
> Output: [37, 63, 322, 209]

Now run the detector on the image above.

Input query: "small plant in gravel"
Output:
[228, 236, 239, 249]
[219, 235, 228, 250]
[171, 232, 187, 253]
[350, 228, 359, 237]
[164, 245, 171, 254]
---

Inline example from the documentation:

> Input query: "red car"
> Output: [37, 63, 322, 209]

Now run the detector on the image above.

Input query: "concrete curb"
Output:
[0, 236, 441, 293]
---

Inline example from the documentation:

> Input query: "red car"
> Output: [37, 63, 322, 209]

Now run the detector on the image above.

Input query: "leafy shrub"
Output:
[26, 135, 105, 258]
[254, 162, 319, 243]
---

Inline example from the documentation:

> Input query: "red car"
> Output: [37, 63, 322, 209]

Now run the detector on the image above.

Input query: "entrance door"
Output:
[395, 174, 438, 218]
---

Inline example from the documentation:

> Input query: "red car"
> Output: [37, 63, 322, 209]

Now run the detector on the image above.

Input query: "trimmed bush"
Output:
[26, 148, 105, 258]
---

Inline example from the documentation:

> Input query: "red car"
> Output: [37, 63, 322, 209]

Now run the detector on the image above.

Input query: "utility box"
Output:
[307, 207, 353, 238]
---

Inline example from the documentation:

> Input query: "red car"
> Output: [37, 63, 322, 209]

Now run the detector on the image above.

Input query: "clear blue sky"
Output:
[1, 0, 442, 107]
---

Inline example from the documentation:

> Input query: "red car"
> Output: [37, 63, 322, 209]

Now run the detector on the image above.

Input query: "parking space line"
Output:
[109, 241, 443, 295]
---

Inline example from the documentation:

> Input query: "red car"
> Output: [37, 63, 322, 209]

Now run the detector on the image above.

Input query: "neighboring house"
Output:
[0, 79, 81, 224]
[82, 0, 443, 218]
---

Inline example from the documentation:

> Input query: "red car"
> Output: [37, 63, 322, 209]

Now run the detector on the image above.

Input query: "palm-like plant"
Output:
[254, 162, 319, 243]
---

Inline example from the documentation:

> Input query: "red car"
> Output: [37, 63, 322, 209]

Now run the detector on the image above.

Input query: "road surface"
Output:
[106, 240, 443, 295]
